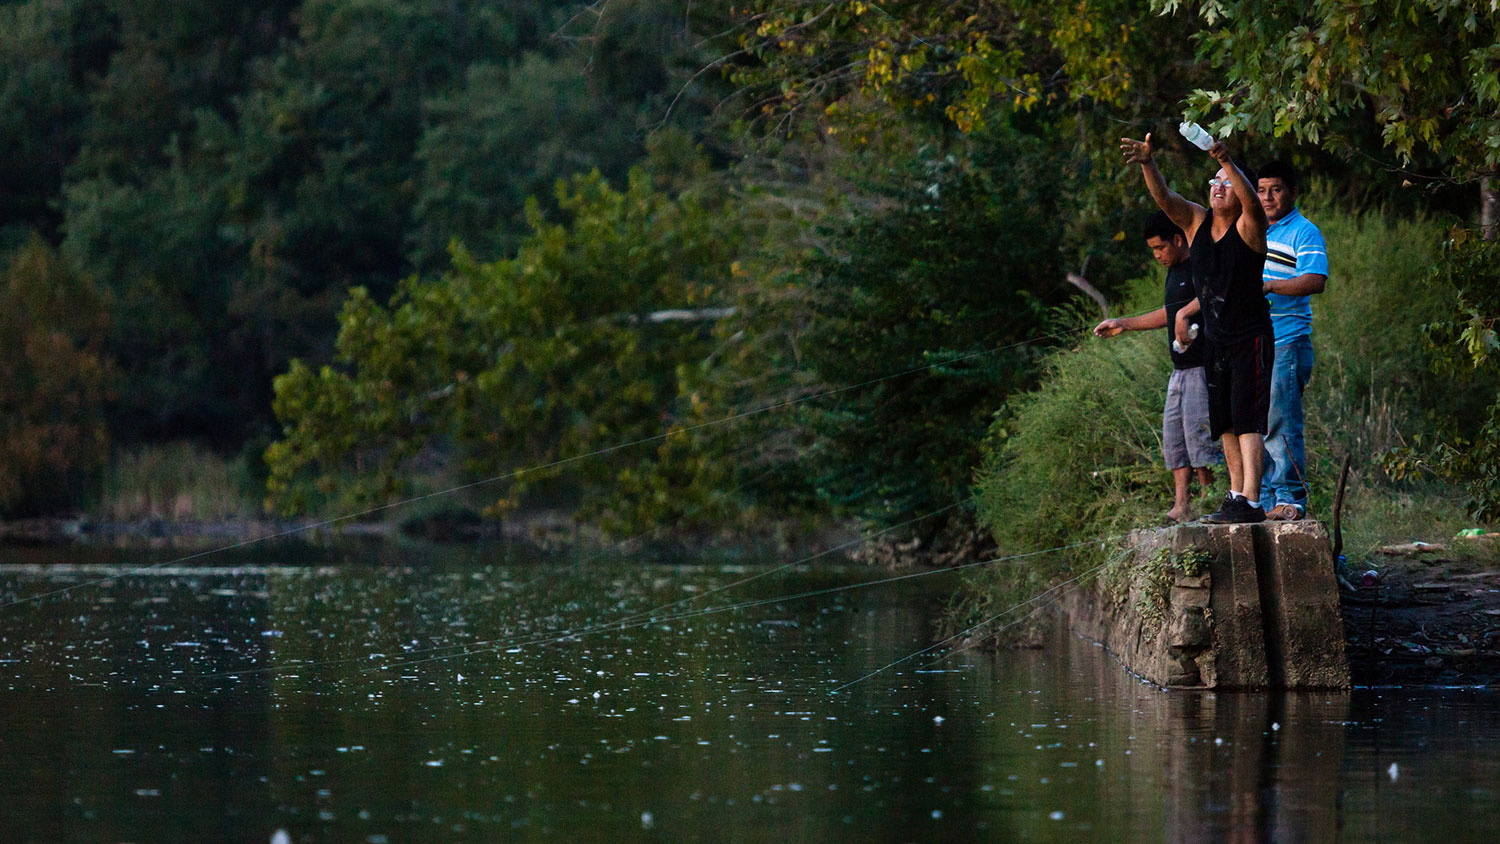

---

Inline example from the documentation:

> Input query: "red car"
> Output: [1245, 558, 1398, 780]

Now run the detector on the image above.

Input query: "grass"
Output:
[94, 442, 261, 521]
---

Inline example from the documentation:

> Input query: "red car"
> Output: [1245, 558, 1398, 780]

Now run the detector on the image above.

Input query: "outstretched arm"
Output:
[1208, 141, 1268, 253]
[1094, 307, 1167, 338]
[1121, 134, 1205, 239]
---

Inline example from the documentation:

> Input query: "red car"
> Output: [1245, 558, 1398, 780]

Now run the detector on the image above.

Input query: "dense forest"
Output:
[5, 0, 1500, 597]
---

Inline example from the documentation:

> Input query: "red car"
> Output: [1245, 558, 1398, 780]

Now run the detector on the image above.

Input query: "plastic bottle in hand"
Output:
[1179, 121, 1214, 150]
[1171, 323, 1200, 354]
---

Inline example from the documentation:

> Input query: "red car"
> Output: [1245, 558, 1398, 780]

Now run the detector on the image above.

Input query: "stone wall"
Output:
[1061, 521, 1350, 689]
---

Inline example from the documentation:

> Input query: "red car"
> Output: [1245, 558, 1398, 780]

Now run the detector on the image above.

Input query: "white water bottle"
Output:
[1172, 323, 1200, 354]
[1179, 121, 1214, 150]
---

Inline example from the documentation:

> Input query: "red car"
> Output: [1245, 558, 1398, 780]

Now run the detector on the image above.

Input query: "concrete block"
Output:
[1060, 519, 1350, 689]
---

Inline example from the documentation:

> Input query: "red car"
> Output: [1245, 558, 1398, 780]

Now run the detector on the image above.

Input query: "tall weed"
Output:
[97, 443, 259, 521]
[973, 284, 1174, 573]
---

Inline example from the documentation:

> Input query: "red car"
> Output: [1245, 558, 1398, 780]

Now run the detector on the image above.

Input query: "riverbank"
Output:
[0, 509, 858, 557]
[1343, 543, 1500, 686]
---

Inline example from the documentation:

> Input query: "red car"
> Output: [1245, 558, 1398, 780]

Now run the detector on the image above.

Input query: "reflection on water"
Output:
[1, 542, 1498, 842]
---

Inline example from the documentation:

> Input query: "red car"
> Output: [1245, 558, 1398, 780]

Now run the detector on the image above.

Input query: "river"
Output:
[1, 541, 1498, 842]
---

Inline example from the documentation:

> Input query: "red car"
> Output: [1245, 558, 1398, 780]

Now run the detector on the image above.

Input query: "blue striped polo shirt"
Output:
[1263, 208, 1329, 344]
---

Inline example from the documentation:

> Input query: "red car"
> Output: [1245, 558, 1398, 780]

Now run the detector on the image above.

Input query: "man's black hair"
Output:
[1257, 160, 1298, 192]
[1142, 210, 1185, 243]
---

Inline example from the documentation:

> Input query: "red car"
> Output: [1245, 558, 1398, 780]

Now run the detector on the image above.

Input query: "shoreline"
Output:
[11, 513, 1498, 687]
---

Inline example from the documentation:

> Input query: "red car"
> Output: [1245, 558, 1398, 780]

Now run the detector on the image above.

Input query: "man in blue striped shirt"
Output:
[1257, 161, 1329, 520]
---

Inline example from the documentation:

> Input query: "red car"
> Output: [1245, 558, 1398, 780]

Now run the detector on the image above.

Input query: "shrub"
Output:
[971, 280, 1171, 589]
[0, 237, 112, 515]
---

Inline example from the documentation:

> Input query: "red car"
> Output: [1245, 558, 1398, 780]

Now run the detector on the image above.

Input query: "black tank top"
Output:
[1164, 261, 1204, 369]
[1189, 220, 1272, 346]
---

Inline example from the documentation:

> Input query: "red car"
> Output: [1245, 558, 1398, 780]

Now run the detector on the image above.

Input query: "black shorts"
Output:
[1205, 333, 1273, 439]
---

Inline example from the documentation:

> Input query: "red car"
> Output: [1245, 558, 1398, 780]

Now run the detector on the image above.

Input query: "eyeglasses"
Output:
[1208, 177, 1232, 188]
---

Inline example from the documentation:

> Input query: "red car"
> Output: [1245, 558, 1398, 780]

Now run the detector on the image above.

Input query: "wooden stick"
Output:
[1331, 454, 1351, 561]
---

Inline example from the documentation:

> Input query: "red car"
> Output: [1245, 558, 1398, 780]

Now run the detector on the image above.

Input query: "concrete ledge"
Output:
[1061, 520, 1350, 689]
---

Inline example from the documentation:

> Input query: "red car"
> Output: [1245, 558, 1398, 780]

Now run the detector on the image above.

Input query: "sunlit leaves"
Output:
[1162, 0, 1500, 172]
[729, 0, 1192, 135]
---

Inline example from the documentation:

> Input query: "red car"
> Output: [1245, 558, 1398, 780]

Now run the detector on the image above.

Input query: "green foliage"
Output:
[266, 164, 749, 531]
[973, 277, 1168, 566]
[0, 237, 113, 515]
[792, 122, 1089, 528]
[731, 0, 1205, 133]
[0, 0, 716, 458]
[1176, 548, 1211, 577]
[1161, 0, 1500, 174]
[1300, 202, 1471, 491]
[1380, 228, 1500, 520]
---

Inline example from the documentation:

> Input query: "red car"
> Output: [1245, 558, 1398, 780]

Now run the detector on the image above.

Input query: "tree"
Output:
[790, 122, 1079, 528]
[0, 1, 115, 244]
[728, 0, 1204, 133]
[1158, 0, 1500, 177]
[0, 237, 113, 515]
[1154, 2, 1500, 516]
[265, 163, 750, 532]
[1381, 229, 1500, 520]
[409, 53, 647, 268]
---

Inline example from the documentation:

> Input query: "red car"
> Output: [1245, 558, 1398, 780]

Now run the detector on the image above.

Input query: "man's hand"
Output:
[1207, 140, 1232, 165]
[1174, 312, 1196, 347]
[1120, 134, 1154, 165]
[1094, 318, 1125, 338]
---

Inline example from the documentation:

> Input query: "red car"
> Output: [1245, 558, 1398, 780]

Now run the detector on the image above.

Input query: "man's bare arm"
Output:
[1121, 134, 1205, 239]
[1173, 296, 1202, 346]
[1094, 307, 1168, 338]
[1264, 273, 1327, 296]
[1208, 141, 1268, 252]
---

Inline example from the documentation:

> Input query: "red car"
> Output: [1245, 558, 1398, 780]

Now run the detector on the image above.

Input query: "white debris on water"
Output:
[1389, 762, 1399, 782]
[640, 811, 654, 829]
[270, 830, 291, 844]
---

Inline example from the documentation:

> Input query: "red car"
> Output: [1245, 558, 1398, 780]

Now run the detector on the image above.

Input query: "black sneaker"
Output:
[1201, 494, 1238, 524]
[1204, 496, 1266, 524]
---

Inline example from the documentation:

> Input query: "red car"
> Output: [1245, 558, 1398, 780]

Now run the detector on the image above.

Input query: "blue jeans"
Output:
[1262, 337, 1313, 510]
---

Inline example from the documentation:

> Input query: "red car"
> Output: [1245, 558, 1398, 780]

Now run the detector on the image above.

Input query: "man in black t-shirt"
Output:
[1094, 212, 1222, 522]
[1120, 132, 1273, 524]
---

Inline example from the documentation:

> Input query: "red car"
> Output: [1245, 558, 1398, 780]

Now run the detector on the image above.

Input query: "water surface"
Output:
[1, 542, 1497, 842]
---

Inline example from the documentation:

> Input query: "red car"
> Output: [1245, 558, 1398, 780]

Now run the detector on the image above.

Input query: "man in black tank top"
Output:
[1093, 212, 1222, 522]
[1120, 131, 1273, 524]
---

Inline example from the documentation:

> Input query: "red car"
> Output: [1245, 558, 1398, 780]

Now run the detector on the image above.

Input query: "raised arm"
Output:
[1207, 141, 1268, 253]
[1121, 134, 1205, 240]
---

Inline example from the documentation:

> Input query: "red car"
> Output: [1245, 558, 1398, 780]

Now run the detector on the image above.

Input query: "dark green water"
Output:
[1, 542, 1497, 843]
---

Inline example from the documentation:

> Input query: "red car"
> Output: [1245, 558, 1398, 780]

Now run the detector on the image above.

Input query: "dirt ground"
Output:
[1342, 546, 1500, 686]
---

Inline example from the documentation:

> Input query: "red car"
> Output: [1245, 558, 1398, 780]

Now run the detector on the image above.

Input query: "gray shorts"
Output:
[1163, 366, 1223, 469]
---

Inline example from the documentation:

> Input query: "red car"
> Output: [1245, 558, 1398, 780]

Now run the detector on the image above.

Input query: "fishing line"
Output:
[602, 497, 974, 628]
[827, 562, 1107, 694]
[191, 537, 1095, 683]
[181, 458, 816, 681]
[1, 302, 1141, 611]
[357, 539, 1099, 676]
[194, 494, 978, 681]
